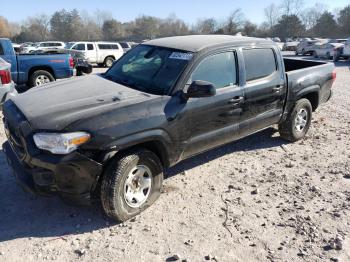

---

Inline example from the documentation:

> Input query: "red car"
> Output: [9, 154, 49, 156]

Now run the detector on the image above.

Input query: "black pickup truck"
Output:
[2, 35, 335, 222]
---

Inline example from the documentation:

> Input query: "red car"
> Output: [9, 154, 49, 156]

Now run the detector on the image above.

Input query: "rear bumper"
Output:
[3, 140, 103, 205]
[0, 82, 17, 109]
[55, 68, 74, 79]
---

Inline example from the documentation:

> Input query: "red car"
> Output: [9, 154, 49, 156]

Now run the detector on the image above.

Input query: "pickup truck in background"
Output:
[66, 41, 124, 67]
[0, 58, 17, 108]
[2, 35, 335, 222]
[0, 38, 74, 87]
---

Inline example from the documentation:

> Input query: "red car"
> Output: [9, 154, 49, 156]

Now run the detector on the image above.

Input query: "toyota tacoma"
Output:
[2, 35, 335, 222]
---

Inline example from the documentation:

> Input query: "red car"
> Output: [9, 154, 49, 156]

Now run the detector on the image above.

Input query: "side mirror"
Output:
[186, 80, 216, 98]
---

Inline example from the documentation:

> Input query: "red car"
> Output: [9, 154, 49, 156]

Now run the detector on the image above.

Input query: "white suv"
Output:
[67, 42, 124, 67]
[21, 41, 66, 53]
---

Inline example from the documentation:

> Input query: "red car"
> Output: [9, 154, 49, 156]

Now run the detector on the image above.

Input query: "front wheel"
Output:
[101, 148, 164, 222]
[29, 70, 55, 87]
[278, 98, 312, 142]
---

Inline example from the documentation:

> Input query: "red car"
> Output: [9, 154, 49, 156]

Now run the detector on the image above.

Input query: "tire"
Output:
[101, 148, 164, 222]
[104, 57, 115, 68]
[313, 51, 318, 58]
[29, 70, 55, 87]
[278, 98, 312, 142]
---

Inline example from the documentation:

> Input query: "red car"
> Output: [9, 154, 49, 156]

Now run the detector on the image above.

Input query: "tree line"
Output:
[0, 0, 349, 43]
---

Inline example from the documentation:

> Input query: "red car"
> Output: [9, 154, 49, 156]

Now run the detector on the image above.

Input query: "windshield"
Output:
[104, 45, 192, 95]
[66, 42, 76, 49]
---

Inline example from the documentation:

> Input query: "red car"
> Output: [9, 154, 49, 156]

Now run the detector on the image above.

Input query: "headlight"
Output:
[33, 132, 91, 154]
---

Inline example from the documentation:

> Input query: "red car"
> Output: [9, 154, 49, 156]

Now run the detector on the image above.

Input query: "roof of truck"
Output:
[144, 35, 272, 52]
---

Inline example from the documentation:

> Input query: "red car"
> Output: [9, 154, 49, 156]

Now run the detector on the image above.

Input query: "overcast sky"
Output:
[1, 0, 349, 25]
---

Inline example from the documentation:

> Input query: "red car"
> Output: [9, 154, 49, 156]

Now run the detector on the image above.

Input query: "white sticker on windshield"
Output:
[169, 52, 193, 60]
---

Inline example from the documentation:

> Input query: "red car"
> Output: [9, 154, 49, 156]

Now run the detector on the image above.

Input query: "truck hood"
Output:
[11, 74, 158, 130]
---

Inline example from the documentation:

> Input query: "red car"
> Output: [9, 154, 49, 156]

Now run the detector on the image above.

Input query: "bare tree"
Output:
[225, 9, 244, 35]
[337, 5, 350, 36]
[264, 3, 280, 29]
[133, 15, 160, 40]
[80, 10, 102, 40]
[94, 9, 113, 29]
[280, 0, 304, 16]
[301, 3, 327, 30]
[193, 18, 217, 34]
[158, 14, 189, 37]
[0, 16, 11, 38]
[102, 19, 124, 40]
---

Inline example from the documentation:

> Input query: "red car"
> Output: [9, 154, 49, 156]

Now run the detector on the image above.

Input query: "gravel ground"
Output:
[0, 60, 349, 262]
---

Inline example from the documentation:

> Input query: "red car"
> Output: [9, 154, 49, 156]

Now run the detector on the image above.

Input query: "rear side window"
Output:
[110, 44, 119, 49]
[243, 48, 277, 82]
[87, 44, 94, 50]
[190, 52, 236, 89]
[98, 44, 119, 50]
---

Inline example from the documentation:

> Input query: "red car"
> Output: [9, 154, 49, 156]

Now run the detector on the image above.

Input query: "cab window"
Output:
[73, 44, 86, 51]
[243, 48, 277, 82]
[190, 52, 236, 89]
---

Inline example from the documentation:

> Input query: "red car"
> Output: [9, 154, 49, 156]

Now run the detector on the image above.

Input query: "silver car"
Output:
[0, 58, 17, 109]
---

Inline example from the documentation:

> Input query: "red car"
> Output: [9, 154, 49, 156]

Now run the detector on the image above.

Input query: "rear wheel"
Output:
[101, 148, 164, 222]
[278, 98, 312, 142]
[104, 57, 115, 68]
[29, 70, 55, 87]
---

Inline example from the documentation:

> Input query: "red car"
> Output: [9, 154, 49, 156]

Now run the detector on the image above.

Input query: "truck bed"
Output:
[283, 58, 328, 72]
[283, 58, 334, 115]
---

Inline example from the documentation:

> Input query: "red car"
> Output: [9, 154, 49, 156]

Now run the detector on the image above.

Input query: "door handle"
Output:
[228, 96, 244, 104]
[272, 86, 283, 93]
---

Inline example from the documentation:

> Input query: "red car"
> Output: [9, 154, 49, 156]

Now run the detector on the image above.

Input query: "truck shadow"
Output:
[166, 127, 285, 178]
[0, 127, 287, 242]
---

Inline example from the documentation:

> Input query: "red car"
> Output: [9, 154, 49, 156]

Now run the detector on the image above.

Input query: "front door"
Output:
[86, 43, 97, 63]
[182, 51, 244, 158]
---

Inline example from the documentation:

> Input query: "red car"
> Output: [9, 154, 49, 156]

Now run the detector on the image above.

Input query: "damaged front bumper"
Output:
[2, 101, 103, 205]
[3, 141, 102, 205]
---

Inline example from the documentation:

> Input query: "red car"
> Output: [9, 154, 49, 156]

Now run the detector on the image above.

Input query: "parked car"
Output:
[272, 37, 284, 50]
[119, 42, 133, 53]
[283, 40, 299, 51]
[313, 42, 344, 60]
[2, 35, 335, 222]
[296, 39, 319, 55]
[21, 41, 66, 54]
[12, 43, 21, 53]
[66, 41, 123, 67]
[0, 58, 17, 108]
[340, 38, 350, 60]
[34, 48, 93, 76]
[0, 38, 74, 87]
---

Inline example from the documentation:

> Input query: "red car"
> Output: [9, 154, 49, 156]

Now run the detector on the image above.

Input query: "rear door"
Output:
[183, 50, 244, 158]
[239, 47, 286, 136]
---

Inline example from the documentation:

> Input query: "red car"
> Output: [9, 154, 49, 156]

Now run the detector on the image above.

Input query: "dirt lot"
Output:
[0, 61, 349, 262]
